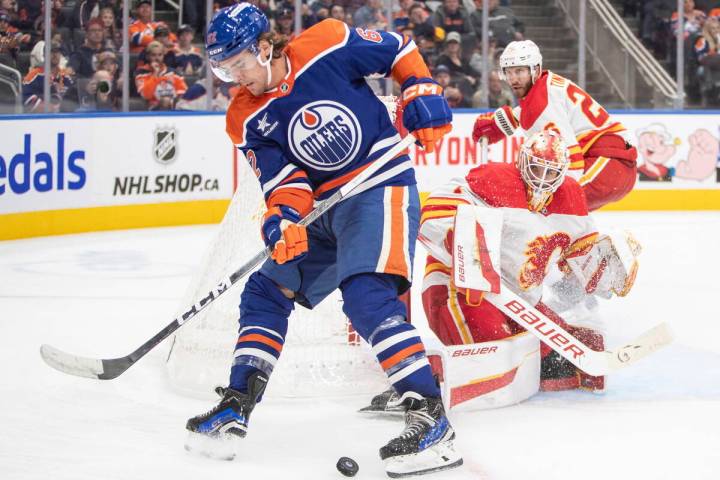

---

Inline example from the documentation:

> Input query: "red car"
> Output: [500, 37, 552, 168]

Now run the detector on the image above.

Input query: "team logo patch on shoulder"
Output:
[288, 100, 362, 171]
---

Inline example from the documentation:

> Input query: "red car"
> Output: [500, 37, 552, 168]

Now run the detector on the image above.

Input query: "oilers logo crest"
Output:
[288, 100, 362, 171]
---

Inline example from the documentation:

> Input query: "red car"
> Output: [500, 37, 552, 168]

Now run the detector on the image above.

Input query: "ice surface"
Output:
[1, 212, 719, 480]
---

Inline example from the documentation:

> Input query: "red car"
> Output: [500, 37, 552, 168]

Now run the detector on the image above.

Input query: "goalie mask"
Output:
[518, 130, 569, 212]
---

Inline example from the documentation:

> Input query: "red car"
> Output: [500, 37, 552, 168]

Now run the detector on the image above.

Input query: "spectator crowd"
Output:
[0, 0, 522, 113]
[624, 0, 720, 106]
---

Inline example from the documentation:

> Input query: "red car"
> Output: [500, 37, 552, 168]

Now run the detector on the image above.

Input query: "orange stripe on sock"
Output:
[237, 333, 283, 353]
[380, 343, 425, 370]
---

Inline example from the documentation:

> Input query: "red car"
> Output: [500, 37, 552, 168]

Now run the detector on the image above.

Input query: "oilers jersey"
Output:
[225, 18, 430, 217]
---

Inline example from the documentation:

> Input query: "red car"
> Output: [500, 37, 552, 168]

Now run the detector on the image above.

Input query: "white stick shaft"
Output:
[485, 285, 673, 376]
[480, 136, 488, 164]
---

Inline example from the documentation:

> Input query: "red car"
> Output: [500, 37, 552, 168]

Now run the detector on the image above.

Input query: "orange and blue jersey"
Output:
[174, 45, 204, 72]
[135, 65, 188, 107]
[225, 18, 430, 217]
[22, 67, 76, 112]
[128, 19, 175, 53]
[225, 22, 441, 400]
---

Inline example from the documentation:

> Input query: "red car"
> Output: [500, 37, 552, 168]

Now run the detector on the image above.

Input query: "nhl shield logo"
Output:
[153, 127, 178, 164]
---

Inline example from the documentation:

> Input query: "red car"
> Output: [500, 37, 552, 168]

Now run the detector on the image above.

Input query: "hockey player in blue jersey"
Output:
[185, 3, 461, 477]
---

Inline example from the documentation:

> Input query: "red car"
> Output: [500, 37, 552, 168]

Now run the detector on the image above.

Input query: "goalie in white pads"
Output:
[414, 130, 640, 409]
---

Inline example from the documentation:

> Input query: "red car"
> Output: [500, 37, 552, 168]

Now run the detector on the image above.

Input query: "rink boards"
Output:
[1, 110, 719, 239]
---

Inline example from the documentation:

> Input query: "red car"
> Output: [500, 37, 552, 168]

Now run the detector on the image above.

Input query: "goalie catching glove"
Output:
[401, 77, 453, 153]
[262, 205, 308, 265]
[472, 105, 518, 145]
[563, 230, 641, 299]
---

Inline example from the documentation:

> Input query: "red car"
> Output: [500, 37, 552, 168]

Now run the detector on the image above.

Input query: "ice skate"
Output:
[540, 350, 580, 391]
[359, 388, 405, 414]
[379, 392, 463, 478]
[184, 372, 268, 460]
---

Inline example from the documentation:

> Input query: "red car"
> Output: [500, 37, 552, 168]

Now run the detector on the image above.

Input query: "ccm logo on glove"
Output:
[402, 83, 443, 103]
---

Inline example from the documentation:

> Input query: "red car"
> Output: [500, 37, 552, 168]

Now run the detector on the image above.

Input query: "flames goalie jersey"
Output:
[419, 163, 599, 307]
[225, 19, 427, 217]
[510, 71, 631, 178]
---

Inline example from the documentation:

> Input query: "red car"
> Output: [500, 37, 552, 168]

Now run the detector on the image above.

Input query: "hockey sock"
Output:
[230, 272, 294, 395]
[341, 273, 440, 398]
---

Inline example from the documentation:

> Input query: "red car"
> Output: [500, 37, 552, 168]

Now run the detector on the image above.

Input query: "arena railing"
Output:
[556, 0, 679, 108]
[0, 63, 22, 114]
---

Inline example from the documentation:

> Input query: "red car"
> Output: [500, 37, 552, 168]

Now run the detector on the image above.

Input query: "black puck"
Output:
[336, 456, 359, 477]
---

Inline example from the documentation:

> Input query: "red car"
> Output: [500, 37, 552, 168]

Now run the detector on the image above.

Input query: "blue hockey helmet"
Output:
[206, 3, 270, 75]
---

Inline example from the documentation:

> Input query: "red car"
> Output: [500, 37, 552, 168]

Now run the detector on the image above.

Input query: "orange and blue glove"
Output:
[261, 205, 308, 265]
[401, 77, 453, 153]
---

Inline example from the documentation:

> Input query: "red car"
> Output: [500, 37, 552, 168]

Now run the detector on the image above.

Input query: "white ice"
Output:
[1, 211, 719, 480]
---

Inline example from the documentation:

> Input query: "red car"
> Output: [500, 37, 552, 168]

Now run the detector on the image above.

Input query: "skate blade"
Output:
[184, 431, 243, 461]
[385, 441, 463, 478]
[358, 404, 405, 415]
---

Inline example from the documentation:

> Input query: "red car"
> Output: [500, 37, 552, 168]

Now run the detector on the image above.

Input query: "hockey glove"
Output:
[262, 205, 308, 265]
[472, 105, 518, 145]
[401, 77, 453, 153]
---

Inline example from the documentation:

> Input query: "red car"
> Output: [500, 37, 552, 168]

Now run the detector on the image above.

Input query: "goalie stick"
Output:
[40, 133, 418, 380]
[485, 285, 673, 376]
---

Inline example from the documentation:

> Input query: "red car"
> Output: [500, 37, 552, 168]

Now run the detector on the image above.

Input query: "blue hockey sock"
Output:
[229, 272, 293, 395]
[341, 273, 440, 398]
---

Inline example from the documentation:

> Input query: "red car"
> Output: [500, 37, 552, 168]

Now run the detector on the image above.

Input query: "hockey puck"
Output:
[336, 456, 359, 477]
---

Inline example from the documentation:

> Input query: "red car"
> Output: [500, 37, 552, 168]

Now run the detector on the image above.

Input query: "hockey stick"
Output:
[479, 136, 488, 165]
[40, 133, 417, 380]
[484, 285, 673, 376]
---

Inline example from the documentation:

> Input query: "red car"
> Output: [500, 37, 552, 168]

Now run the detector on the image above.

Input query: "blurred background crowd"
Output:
[0, 0, 719, 113]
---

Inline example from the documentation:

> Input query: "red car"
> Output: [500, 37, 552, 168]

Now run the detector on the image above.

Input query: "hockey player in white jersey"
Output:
[418, 130, 640, 399]
[364, 130, 640, 412]
[472, 40, 638, 211]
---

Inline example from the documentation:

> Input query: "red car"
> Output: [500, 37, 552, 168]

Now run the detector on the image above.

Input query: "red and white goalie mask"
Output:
[517, 130, 570, 212]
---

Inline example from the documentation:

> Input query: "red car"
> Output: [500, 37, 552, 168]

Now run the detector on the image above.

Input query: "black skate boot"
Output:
[358, 388, 404, 414]
[379, 392, 463, 478]
[540, 350, 579, 391]
[184, 372, 268, 460]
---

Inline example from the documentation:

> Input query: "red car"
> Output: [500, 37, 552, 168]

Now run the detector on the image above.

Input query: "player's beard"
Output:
[512, 81, 532, 98]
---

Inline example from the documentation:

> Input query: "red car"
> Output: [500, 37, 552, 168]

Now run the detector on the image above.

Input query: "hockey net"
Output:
[165, 96, 404, 399]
